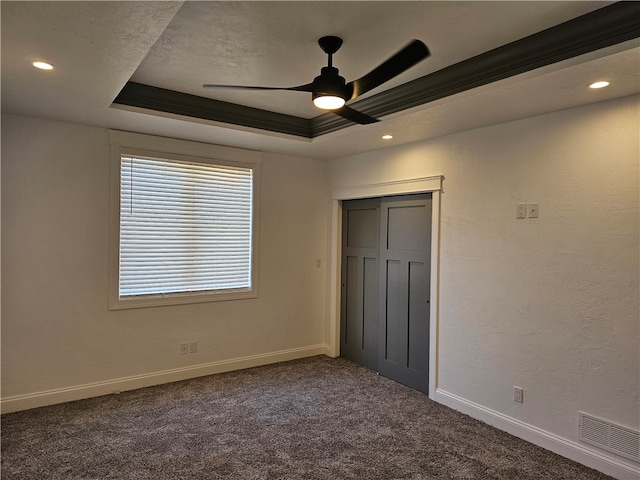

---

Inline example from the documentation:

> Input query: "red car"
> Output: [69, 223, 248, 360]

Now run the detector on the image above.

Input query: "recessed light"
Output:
[382, 135, 393, 140]
[32, 61, 53, 70]
[589, 81, 610, 89]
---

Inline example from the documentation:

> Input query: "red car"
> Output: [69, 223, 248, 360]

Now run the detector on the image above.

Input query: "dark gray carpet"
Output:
[2, 356, 614, 479]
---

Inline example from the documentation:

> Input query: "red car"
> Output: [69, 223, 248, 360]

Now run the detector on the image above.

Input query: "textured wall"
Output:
[1, 114, 328, 398]
[328, 95, 639, 441]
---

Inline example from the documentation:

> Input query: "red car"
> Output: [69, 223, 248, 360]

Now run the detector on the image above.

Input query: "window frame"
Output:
[109, 131, 261, 310]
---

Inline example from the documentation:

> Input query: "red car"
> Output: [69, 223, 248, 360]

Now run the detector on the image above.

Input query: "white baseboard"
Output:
[1, 344, 331, 414]
[435, 389, 640, 480]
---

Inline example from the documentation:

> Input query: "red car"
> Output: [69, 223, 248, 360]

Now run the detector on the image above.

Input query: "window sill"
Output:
[109, 288, 258, 311]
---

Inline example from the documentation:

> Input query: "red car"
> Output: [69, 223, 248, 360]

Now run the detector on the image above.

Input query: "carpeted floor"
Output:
[1, 356, 615, 479]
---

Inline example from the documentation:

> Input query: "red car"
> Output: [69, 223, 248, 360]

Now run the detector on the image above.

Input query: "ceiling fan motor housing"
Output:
[312, 66, 352, 102]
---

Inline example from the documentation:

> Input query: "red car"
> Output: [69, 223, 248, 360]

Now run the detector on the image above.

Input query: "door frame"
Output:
[328, 175, 443, 400]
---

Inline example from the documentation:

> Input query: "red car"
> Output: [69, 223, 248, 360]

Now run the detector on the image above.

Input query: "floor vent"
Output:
[578, 412, 640, 462]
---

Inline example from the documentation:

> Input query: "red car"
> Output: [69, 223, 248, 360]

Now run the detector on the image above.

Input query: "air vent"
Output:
[579, 412, 640, 462]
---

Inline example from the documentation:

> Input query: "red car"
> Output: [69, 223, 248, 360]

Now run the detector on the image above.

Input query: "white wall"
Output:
[328, 95, 639, 474]
[1, 114, 329, 406]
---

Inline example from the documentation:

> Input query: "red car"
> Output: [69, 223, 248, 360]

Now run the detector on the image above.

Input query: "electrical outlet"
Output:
[180, 342, 189, 355]
[189, 341, 198, 354]
[516, 204, 527, 219]
[514, 386, 524, 403]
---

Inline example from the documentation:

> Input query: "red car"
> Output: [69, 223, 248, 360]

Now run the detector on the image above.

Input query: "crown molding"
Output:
[114, 82, 313, 138]
[112, 2, 640, 139]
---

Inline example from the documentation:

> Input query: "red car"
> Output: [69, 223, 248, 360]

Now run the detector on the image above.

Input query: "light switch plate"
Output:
[528, 203, 539, 218]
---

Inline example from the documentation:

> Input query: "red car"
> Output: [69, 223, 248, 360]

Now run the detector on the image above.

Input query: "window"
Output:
[109, 133, 260, 310]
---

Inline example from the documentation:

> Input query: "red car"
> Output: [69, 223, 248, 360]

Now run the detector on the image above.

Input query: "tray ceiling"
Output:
[2, 1, 639, 159]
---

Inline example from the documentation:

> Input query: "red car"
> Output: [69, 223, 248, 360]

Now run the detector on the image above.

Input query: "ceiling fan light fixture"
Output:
[311, 66, 349, 110]
[313, 94, 346, 110]
[32, 61, 53, 70]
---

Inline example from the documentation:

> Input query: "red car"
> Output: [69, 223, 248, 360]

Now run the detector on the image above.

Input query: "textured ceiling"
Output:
[2, 1, 639, 160]
[130, 1, 613, 118]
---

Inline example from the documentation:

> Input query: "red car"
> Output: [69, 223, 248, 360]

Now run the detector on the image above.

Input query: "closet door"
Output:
[340, 198, 380, 371]
[378, 195, 432, 393]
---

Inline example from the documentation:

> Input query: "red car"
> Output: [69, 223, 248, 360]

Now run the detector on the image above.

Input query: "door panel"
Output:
[344, 255, 360, 347]
[343, 255, 378, 351]
[384, 259, 404, 365]
[387, 205, 430, 251]
[347, 208, 378, 248]
[408, 261, 429, 371]
[362, 257, 378, 353]
[340, 199, 380, 371]
[379, 195, 432, 394]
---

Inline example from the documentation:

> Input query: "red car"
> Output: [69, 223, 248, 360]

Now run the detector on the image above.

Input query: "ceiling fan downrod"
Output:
[318, 35, 343, 68]
[312, 36, 351, 109]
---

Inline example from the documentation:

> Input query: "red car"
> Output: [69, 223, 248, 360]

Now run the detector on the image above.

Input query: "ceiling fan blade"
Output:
[203, 83, 314, 92]
[333, 106, 379, 124]
[348, 40, 430, 100]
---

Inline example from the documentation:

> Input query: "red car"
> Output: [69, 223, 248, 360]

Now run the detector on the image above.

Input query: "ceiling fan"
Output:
[203, 36, 430, 125]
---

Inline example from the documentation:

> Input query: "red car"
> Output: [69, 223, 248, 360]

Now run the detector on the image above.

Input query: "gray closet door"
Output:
[378, 194, 432, 393]
[340, 198, 380, 371]
[340, 194, 432, 393]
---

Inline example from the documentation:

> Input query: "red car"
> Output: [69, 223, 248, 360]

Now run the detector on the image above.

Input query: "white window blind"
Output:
[119, 154, 254, 298]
